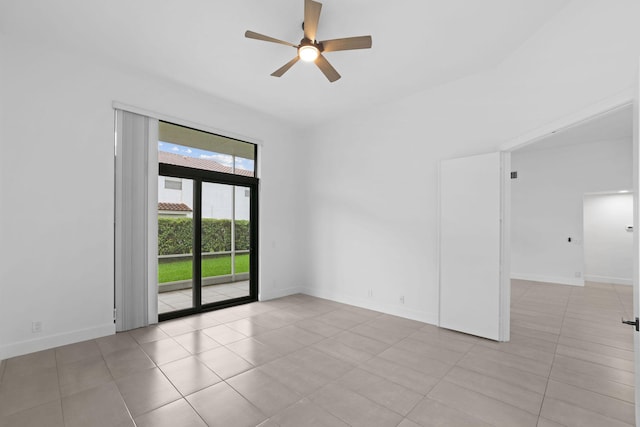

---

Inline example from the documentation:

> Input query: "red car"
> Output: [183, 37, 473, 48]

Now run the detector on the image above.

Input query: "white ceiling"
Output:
[516, 105, 633, 153]
[0, 0, 571, 125]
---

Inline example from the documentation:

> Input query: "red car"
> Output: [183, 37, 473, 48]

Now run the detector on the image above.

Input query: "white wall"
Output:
[0, 36, 304, 359]
[300, 0, 640, 323]
[511, 139, 632, 286]
[584, 193, 634, 285]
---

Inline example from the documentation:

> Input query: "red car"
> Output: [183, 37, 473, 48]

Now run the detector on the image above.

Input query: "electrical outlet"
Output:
[32, 321, 42, 333]
[399, 296, 405, 304]
[575, 272, 582, 278]
[367, 289, 373, 297]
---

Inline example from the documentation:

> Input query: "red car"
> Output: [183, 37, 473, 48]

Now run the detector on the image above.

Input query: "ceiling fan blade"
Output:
[271, 57, 301, 77]
[245, 30, 298, 48]
[304, 0, 322, 41]
[321, 36, 372, 52]
[315, 54, 340, 82]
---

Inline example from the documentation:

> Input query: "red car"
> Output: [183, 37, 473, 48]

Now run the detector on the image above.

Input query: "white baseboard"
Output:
[0, 323, 115, 360]
[584, 275, 633, 286]
[299, 286, 438, 326]
[259, 286, 303, 301]
[511, 273, 584, 287]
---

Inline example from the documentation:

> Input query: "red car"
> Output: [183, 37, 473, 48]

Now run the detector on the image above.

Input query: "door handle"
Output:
[621, 317, 639, 331]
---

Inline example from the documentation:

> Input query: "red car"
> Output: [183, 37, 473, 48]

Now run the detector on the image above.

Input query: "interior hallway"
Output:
[0, 280, 634, 426]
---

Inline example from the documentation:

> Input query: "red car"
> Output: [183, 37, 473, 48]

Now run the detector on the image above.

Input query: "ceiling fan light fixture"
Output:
[298, 45, 319, 62]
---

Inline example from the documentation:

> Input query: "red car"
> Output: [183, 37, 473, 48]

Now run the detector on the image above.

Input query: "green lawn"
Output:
[158, 254, 249, 283]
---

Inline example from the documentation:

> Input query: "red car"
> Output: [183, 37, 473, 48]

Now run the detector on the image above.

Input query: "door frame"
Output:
[158, 163, 259, 321]
[500, 91, 637, 421]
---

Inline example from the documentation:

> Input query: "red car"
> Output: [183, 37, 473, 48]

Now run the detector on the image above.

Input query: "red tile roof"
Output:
[158, 151, 254, 177]
[158, 202, 192, 212]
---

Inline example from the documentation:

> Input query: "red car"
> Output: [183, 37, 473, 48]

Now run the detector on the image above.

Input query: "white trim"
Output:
[584, 275, 633, 286]
[499, 151, 511, 341]
[501, 89, 634, 152]
[0, 323, 115, 360]
[511, 273, 585, 286]
[147, 120, 159, 325]
[299, 287, 438, 326]
[112, 101, 263, 147]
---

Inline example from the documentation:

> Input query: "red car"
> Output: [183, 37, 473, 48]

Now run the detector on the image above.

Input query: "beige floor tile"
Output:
[95, 332, 139, 356]
[540, 397, 633, 427]
[444, 366, 543, 415]
[544, 379, 635, 425]
[0, 400, 63, 427]
[61, 382, 134, 427]
[227, 368, 302, 416]
[428, 381, 538, 427]
[172, 330, 221, 354]
[407, 397, 493, 427]
[549, 363, 634, 403]
[396, 419, 422, 427]
[258, 357, 331, 396]
[295, 318, 344, 337]
[103, 346, 155, 379]
[552, 354, 635, 386]
[128, 325, 170, 344]
[141, 338, 191, 365]
[0, 282, 636, 427]
[1, 349, 56, 381]
[337, 368, 423, 416]
[313, 338, 375, 365]
[350, 323, 406, 346]
[0, 367, 60, 417]
[556, 344, 634, 372]
[464, 345, 551, 377]
[226, 337, 283, 366]
[558, 335, 634, 361]
[58, 355, 113, 397]
[55, 340, 102, 365]
[332, 330, 390, 355]
[286, 347, 354, 381]
[201, 324, 248, 345]
[225, 318, 275, 337]
[269, 398, 349, 427]
[394, 338, 466, 364]
[159, 355, 221, 396]
[134, 398, 207, 427]
[360, 356, 440, 395]
[187, 382, 266, 427]
[115, 367, 181, 417]
[377, 347, 453, 378]
[157, 318, 197, 337]
[310, 383, 403, 427]
[197, 346, 253, 379]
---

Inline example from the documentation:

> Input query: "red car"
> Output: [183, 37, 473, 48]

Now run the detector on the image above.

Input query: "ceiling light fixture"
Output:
[298, 44, 319, 62]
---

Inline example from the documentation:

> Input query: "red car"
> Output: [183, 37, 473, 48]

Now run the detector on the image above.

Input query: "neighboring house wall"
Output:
[510, 138, 632, 286]
[158, 176, 249, 220]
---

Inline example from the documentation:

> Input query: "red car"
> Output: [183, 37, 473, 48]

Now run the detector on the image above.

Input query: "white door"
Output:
[439, 152, 510, 341]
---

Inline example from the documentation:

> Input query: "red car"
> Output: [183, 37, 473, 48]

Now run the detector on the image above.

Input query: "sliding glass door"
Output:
[157, 169, 258, 320]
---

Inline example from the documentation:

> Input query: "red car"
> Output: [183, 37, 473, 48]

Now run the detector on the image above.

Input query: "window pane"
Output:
[158, 121, 255, 177]
[157, 177, 194, 314]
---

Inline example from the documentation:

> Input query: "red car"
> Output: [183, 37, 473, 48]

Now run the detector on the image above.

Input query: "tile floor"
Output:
[0, 280, 635, 427]
[159, 281, 250, 314]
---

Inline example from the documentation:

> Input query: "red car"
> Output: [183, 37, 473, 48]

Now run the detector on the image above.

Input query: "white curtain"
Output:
[114, 109, 158, 331]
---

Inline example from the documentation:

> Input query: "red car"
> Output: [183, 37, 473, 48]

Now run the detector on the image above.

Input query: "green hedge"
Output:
[158, 217, 250, 255]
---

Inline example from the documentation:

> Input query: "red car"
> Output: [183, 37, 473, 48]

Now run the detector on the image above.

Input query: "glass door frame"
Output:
[158, 162, 259, 321]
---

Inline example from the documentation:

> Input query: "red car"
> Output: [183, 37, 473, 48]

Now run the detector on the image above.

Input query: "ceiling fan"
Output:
[245, 0, 372, 82]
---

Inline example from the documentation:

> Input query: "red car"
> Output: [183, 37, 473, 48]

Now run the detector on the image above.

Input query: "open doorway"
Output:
[504, 104, 636, 417]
